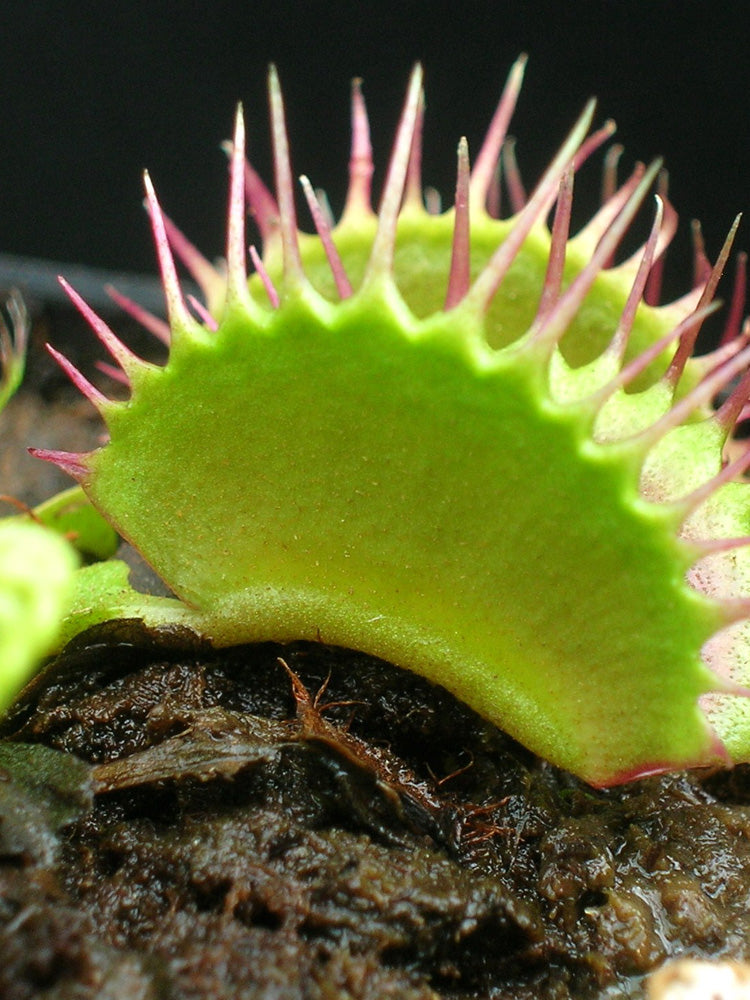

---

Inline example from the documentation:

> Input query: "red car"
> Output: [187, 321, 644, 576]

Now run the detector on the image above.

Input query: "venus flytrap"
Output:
[31, 59, 750, 785]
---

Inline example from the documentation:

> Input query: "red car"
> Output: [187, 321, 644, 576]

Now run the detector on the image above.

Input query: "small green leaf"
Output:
[56, 559, 195, 650]
[0, 520, 78, 712]
[32, 485, 119, 560]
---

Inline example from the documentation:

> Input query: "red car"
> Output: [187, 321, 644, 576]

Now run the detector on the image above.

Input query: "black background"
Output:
[0, 1, 747, 306]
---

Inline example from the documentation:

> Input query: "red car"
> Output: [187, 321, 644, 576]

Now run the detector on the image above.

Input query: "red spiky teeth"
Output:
[29, 448, 91, 481]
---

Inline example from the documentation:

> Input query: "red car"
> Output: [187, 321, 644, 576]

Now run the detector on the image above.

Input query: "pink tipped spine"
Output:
[188, 296, 218, 330]
[529, 159, 661, 351]
[364, 64, 424, 284]
[617, 181, 677, 279]
[242, 158, 280, 245]
[28, 448, 91, 481]
[268, 65, 304, 288]
[535, 165, 574, 324]
[605, 196, 664, 362]
[95, 360, 129, 385]
[300, 175, 353, 299]
[470, 53, 527, 210]
[601, 143, 624, 203]
[591, 304, 720, 414]
[58, 277, 141, 380]
[444, 137, 471, 309]
[465, 99, 597, 316]
[643, 171, 672, 306]
[404, 86, 426, 209]
[501, 138, 526, 215]
[225, 105, 250, 303]
[574, 162, 646, 253]
[486, 161, 502, 219]
[637, 339, 750, 453]
[157, 209, 223, 302]
[45, 343, 109, 412]
[249, 246, 280, 308]
[720, 251, 747, 346]
[342, 78, 374, 222]
[105, 285, 171, 345]
[691, 534, 750, 556]
[692, 219, 712, 288]
[664, 215, 742, 389]
[143, 172, 195, 333]
[571, 119, 617, 174]
[697, 215, 742, 310]
[714, 362, 750, 435]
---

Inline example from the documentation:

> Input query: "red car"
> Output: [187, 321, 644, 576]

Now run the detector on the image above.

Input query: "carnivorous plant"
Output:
[29, 58, 750, 786]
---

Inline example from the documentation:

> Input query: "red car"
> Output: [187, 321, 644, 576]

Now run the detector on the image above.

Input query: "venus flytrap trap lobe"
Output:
[32, 58, 750, 786]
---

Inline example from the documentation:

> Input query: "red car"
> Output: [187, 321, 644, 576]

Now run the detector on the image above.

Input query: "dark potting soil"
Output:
[0, 631, 749, 1000]
[2, 302, 750, 999]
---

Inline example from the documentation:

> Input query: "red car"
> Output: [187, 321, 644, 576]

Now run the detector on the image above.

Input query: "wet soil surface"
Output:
[2, 301, 750, 998]
[1, 633, 750, 1000]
